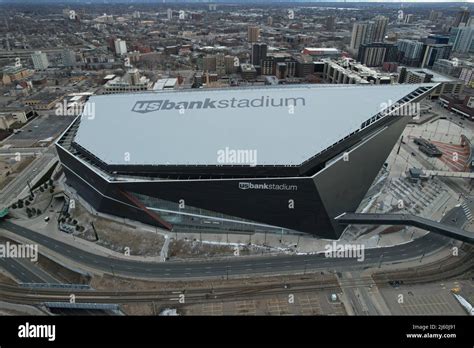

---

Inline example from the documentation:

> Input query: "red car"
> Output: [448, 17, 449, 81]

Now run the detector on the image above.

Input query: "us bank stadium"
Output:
[56, 84, 437, 239]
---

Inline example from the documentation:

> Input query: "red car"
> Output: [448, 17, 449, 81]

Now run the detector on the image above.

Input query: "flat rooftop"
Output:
[73, 84, 434, 167]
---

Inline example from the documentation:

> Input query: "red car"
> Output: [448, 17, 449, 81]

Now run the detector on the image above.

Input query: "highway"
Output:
[0, 219, 451, 280]
[0, 257, 45, 283]
[0, 249, 471, 307]
[0, 146, 56, 207]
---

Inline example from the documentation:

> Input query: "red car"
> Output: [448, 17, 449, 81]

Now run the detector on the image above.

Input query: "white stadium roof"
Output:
[74, 84, 434, 166]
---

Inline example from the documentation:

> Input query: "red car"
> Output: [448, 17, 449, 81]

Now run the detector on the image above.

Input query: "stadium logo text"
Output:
[132, 96, 306, 114]
[238, 182, 298, 191]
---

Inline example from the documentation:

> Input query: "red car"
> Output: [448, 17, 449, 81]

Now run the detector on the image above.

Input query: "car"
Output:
[411, 152, 416, 156]
[44, 216, 50, 222]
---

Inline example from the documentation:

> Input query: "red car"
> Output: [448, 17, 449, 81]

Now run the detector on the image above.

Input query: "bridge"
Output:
[335, 212, 474, 244]
[421, 170, 474, 179]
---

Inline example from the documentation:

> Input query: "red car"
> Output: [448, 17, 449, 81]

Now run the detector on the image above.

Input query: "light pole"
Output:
[419, 251, 425, 263]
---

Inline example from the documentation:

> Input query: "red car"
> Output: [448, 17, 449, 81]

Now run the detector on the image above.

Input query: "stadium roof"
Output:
[73, 84, 434, 167]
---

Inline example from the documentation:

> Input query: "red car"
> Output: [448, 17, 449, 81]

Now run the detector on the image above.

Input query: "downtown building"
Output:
[56, 84, 437, 239]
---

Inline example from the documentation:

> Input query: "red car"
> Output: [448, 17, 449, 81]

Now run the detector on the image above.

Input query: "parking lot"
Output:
[380, 280, 468, 315]
[182, 291, 346, 315]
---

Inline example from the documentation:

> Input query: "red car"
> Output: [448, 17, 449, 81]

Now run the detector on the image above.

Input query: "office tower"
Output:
[31, 51, 49, 70]
[267, 16, 273, 26]
[421, 44, 452, 68]
[449, 26, 474, 53]
[248, 26, 260, 43]
[167, 8, 172, 20]
[453, 8, 470, 27]
[251, 43, 267, 66]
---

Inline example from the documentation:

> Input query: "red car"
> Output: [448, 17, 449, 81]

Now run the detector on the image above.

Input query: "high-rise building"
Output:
[251, 43, 267, 66]
[404, 14, 414, 24]
[372, 16, 388, 42]
[453, 8, 470, 27]
[325, 16, 336, 32]
[202, 55, 217, 72]
[267, 16, 273, 26]
[350, 22, 374, 50]
[224, 55, 237, 74]
[397, 39, 425, 66]
[167, 8, 173, 20]
[61, 49, 76, 67]
[357, 43, 397, 67]
[449, 26, 474, 53]
[31, 51, 49, 70]
[248, 26, 260, 43]
[467, 17, 474, 27]
[429, 10, 441, 22]
[114, 39, 127, 56]
[216, 53, 226, 76]
[421, 44, 452, 68]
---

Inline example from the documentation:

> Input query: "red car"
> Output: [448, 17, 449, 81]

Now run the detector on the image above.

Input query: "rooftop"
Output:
[73, 84, 435, 167]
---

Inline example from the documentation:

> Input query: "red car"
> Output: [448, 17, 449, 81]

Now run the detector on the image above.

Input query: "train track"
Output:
[1, 250, 472, 306]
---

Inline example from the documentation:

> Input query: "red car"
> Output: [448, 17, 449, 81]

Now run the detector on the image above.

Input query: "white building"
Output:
[31, 51, 49, 70]
[102, 69, 153, 94]
[114, 39, 127, 56]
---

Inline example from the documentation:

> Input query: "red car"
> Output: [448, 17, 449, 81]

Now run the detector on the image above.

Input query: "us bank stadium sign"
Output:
[131, 96, 306, 114]
[238, 182, 298, 191]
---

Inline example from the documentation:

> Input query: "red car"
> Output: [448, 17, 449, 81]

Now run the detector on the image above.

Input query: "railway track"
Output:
[1, 250, 472, 306]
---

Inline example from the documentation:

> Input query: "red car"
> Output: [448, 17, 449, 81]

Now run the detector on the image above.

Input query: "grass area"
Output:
[69, 202, 165, 256]
[0, 156, 34, 190]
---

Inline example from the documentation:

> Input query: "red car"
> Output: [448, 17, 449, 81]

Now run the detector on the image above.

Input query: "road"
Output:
[0, 219, 451, 280]
[0, 147, 47, 155]
[0, 146, 56, 207]
[0, 257, 58, 284]
[336, 203, 470, 315]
